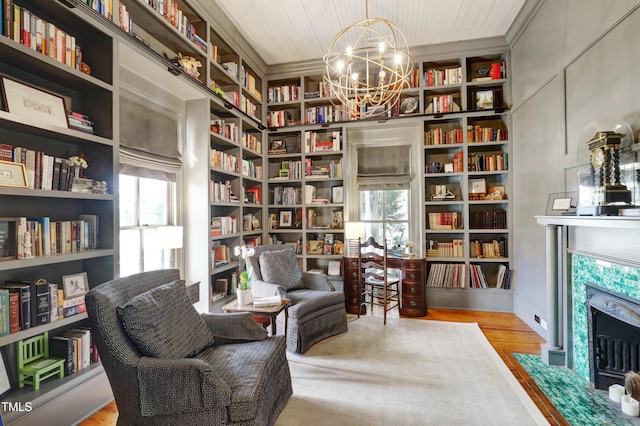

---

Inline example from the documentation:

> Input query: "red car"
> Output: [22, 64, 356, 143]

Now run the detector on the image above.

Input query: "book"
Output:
[7, 290, 19, 333]
[2, 281, 30, 330]
[0, 289, 9, 336]
[49, 283, 59, 322]
[32, 280, 50, 326]
[64, 328, 91, 370]
[49, 336, 75, 376]
[252, 296, 282, 308]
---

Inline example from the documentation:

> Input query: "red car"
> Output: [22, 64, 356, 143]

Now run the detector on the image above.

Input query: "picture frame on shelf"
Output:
[470, 178, 487, 194]
[332, 186, 344, 203]
[62, 272, 89, 299]
[331, 209, 343, 229]
[546, 192, 577, 216]
[0, 75, 69, 129]
[0, 218, 19, 260]
[0, 348, 13, 398]
[476, 90, 494, 110]
[268, 139, 286, 154]
[0, 161, 28, 188]
[279, 210, 293, 228]
[308, 240, 323, 255]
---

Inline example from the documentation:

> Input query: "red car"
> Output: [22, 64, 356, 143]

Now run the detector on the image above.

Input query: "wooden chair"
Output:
[17, 331, 65, 390]
[358, 237, 400, 324]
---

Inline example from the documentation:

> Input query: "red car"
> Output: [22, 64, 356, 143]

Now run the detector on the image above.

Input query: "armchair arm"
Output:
[137, 357, 231, 416]
[302, 272, 335, 291]
[201, 312, 267, 344]
[250, 279, 287, 298]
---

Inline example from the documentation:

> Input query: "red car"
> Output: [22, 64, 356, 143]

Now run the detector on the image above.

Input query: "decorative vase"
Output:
[237, 289, 253, 306]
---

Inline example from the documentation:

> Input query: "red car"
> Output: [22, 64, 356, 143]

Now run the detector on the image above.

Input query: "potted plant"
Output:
[237, 270, 253, 305]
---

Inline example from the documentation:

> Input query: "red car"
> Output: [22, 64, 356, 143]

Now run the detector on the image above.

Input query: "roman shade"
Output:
[357, 145, 411, 188]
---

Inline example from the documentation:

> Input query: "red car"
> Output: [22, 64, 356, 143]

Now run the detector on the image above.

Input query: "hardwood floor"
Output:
[79, 308, 566, 426]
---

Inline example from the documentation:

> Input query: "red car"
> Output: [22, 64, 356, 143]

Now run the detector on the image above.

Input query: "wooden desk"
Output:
[222, 299, 289, 336]
[343, 256, 427, 317]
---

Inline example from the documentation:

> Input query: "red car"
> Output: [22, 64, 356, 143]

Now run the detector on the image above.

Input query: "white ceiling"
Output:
[212, 0, 527, 66]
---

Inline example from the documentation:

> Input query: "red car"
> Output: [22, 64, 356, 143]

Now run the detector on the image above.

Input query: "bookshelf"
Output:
[424, 93, 512, 311]
[0, 0, 116, 423]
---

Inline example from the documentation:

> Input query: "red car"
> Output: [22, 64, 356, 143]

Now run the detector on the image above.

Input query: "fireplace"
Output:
[586, 283, 640, 390]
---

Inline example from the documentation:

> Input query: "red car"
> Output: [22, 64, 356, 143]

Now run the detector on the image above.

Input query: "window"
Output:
[359, 188, 409, 248]
[119, 174, 177, 277]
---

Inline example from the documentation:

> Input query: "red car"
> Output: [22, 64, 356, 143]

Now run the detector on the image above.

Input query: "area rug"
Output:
[513, 353, 640, 426]
[277, 317, 548, 425]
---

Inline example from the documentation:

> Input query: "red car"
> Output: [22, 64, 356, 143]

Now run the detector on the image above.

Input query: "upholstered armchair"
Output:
[86, 269, 292, 426]
[247, 245, 348, 353]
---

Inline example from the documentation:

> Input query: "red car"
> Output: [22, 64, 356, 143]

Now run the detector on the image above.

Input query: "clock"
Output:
[591, 148, 605, 169]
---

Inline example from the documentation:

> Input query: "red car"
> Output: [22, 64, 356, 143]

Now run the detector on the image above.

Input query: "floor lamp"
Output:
[157, 225, 183, 267]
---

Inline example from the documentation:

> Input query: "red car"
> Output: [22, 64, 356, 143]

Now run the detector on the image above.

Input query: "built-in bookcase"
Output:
[0, 0, 117, 423]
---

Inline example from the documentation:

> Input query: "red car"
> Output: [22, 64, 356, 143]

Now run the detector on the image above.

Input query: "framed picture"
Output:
[268, 139, 286, 154]
[1, 75, 69, 128]
[62, 272, 89, 299]
[332, 186, 344, 203]
[0, 218, 19, 260]
[476, 90, 494, 110]
[279, 210, 293, 228]
[546, 192, 577, 216]
[331, 209, 344, 229]
[0, 348, 13, 398]
[0, 160, 28, 188]
[470, 178, 487, 194]
[308, 240, 323, 255]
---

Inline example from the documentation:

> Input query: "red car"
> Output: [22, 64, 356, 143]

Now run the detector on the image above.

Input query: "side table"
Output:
[222, 298, 289, 336]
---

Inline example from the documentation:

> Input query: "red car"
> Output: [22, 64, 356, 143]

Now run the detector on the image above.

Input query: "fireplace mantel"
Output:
[536, 215, 640, 229]
[535, 214, 640, 368]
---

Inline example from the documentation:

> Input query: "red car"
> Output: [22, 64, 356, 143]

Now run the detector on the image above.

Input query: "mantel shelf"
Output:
[536, 215, 640, 229]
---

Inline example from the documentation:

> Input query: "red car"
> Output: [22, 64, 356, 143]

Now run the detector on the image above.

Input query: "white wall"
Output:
[510, 0, 640, 336]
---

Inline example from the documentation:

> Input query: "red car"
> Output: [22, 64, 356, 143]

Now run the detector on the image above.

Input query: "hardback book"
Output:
[32, 280, 50, 326]
[0, 289, 9, 336]
[49, 283, 59, 323]
[49, 336, 75, 376]
[1, 281, 31, 330]
[7, 290, 19, 333]
[64, 328, 91, 370]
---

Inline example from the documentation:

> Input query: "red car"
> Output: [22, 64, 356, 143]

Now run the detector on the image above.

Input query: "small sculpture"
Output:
[91, 180, 108, 194]
[23, 232, 33, 258]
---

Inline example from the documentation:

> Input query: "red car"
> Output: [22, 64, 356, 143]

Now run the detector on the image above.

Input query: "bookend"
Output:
[17, 332, 65, 390]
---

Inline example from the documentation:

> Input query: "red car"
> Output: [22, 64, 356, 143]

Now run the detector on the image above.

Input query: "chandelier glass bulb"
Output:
[323, 15, 414, 119]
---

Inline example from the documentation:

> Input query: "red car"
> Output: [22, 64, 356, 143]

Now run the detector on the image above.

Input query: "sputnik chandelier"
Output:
[323, 0, 414, 119]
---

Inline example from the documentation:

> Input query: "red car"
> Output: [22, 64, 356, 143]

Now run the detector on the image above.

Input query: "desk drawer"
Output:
[402, 295, 424, 310]
[403, 281, 423, 297]
[403, 269, 423, 283]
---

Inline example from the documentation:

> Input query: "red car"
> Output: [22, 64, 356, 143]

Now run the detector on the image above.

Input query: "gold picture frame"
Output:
[1, 75, 69, 129]
[0, 160, 28, 188]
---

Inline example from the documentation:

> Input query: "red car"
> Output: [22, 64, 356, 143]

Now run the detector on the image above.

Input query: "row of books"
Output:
[270, 159, 303, 180]
[241, 159, 262, 179]
[306, 158, 342, 178]
[141, 0, 206, 51]
[469, 263, 511, 289]
[425, 96, 461, 114]
[267, 84, 300, 104]
[267, 110, 299, 128]
[425, 128, 464, 145]
[210, 216, 237, 236]
[469, 210, 507, 229]
[50, 326, 99, 376]
[0, 144, 90, 192]
[306, 105, 347, 125]
[241, 65, 262, 101]
[269, 135, 301, 154]
[2, 2, 83, 71]
[17, 215, 99, 259]
[470, 239, 507, 259]
[272, 185, 302, 205]
[211, 119, 238, 142]
[240, 94, 259, 121]
[210, 180, 239, 203]
[424, 66, 463, 87]
[305, 131, 341, 152]
[468, 152, 508, 172]
[211, 149, 239, 173]
[427, 212, 459, 230]
[426, 239, 464, 258]
[210, 244, 230, 268]
[80, 0, 112, 20]
[67, 111, 95, 134]
[241, 132, 262, 153]
[427, 263, 467, 288]
[468, 125, 509, 143]
[0, 280, 86, 334]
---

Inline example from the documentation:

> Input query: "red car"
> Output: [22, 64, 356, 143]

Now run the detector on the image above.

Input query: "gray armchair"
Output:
[86, 269, 292, 426]
[247, 245, 348, 353]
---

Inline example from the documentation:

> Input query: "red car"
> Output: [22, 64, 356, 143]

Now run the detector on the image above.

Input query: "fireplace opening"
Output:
[586, 283, 640, 390]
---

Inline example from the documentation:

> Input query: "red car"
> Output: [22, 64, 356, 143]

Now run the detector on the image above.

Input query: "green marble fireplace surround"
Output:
[571, 254, 640, 381]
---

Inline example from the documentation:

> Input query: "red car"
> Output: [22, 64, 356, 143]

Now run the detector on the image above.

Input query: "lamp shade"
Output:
[157, 226, 183, 249]
[344, 222, 366, 241]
